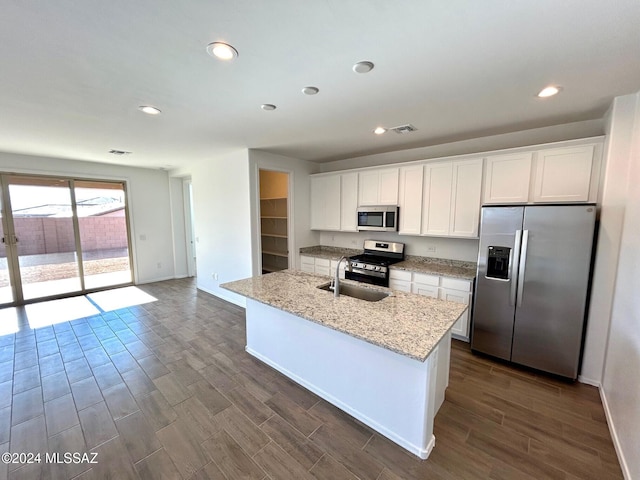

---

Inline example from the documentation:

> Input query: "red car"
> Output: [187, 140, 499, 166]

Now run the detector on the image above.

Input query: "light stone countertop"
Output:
[392, 256, 477, 280]
[299, 245, 477, 280]
[299, 245, 361, 260]
[221, 269, 467, 362]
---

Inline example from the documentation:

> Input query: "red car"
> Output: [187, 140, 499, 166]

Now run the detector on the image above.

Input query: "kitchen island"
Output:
[221, 270, 467, 459]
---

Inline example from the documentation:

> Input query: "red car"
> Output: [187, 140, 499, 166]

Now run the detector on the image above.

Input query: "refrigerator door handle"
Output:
[510, 229, 523, 306]
[516, 229, 530, 307]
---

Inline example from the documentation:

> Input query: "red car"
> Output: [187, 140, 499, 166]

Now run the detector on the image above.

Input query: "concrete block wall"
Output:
[1, 216, 128, 257]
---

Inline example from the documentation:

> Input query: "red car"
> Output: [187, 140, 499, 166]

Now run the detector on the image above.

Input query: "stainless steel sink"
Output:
[317, 282, 390, 302]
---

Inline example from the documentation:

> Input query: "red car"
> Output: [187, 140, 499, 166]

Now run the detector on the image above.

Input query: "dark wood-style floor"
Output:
[0, 278, 623, 479]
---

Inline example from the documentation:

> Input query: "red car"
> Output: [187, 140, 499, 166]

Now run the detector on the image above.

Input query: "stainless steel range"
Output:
[346, 240, 405, 287]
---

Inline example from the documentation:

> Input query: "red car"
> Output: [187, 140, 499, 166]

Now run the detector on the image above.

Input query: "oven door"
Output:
[345, 268, 388, 287]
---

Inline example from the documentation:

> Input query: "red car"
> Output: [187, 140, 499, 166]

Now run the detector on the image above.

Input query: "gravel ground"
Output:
[0, 257, 130, 287]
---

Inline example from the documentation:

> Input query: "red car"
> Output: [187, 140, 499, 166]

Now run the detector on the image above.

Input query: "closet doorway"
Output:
[0, 174, 133, 306]
[258, 170, 289, 274]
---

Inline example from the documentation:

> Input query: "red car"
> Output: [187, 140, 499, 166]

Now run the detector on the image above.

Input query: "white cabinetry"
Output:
[484, 144, 599, 204]
[532, 145, 594, 202]
[398, 165, 424, 235]
[421, 158, 482, 238]
[450, 159, 483, 237]
[310, 175, 341, 231]
[299, 255, 344, 278]
[483, 152, 532, 204]
[340, 172, 359, 231]
[422, 162, 453, 236]
[358, 168, 399, 206]
[389, 269, 473, 341]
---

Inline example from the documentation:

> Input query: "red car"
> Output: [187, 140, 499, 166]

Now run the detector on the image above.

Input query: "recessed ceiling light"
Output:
[537, 86, 561, 98]
[302, 86, 319, 95]
[206, 42, 238, 60]
[353, 61, 374, 74]
[373, 127, 387, 135]
[138, 105, 162, 115]
[261, 104, 277, 111]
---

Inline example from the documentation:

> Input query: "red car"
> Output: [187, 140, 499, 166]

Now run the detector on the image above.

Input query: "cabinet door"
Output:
[310, 175, 340, 230]
[439, 287, 471, 340]
[483, 153, 532, 204]
[398, 165, 424, 235]
[450, 159, 483, 237]
[358, 168, 399, 205]
[340, 172, 359, 231]
[532, 145, 594, 202]
[378, 168, 399, 204]
[358, 170, 380, 206]
[422, 162, 453, 236]
[300, 255, 315, 273]
[389, 279, 411, 293]
[412, 283, 438, 298]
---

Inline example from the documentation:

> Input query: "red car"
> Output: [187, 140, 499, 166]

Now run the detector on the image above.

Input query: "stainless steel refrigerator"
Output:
[471, 204, 596, 379]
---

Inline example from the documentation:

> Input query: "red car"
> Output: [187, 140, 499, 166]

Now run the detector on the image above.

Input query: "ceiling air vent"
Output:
[389, 124, 417, 134]
[109, 149, 131, 155]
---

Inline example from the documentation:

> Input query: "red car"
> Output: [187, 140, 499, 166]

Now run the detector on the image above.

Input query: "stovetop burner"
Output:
[345, 240, 405, 287]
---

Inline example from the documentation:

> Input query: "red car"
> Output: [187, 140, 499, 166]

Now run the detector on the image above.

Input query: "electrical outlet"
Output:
[157, 262, 162, 269]
[427, 246, 436, 253]
[351, 239, 357, 245]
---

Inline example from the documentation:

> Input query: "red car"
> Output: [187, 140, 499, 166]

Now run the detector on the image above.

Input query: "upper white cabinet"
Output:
[532, 145, 594, 202]
[422, 162, 453, 236]
[310, 174, 340, 231]
[398, 165, 424, 235]
[358, 168, 399, 206]
[340, 172, 359, 231]
[450, 159, 483, 237]
[421, 158, 483, 238]
[483, 144, 599, 205]
[483, 152, 532, 204]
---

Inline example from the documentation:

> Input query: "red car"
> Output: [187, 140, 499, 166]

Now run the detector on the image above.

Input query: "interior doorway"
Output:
[258, 170, 289, 274]
[0, 173, 133, 306]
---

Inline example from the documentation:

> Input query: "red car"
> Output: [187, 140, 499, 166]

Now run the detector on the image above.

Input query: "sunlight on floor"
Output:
[87, 286, 157, 312]
[25, 296, 101, 329]
[0, 307, 20, 335]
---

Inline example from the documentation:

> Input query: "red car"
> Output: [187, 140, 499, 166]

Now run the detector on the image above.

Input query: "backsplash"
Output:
[318, 231, 479, 262]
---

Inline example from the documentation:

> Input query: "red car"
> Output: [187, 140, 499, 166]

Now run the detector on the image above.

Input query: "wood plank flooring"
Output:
[0, 278, 623, 479]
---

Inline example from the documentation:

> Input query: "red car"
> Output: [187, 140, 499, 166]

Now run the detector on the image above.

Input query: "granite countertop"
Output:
[299, 245, 477, 280]
[221, 270, 467, 362]
[299, 245, 361, 260]
[392, 256, 477, 280]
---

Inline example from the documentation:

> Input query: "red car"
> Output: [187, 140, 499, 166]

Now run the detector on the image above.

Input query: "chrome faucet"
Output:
[334, 256, 348, 298]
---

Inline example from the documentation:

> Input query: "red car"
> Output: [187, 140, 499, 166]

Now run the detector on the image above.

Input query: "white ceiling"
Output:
[1, 0, 639, 170]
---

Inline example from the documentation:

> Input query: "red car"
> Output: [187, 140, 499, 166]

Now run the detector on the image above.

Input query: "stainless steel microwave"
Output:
[357, 206, 399, 232]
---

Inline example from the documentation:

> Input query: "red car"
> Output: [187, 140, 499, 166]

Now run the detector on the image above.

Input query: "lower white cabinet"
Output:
[299, 255, 344, 278]
[390, 269, 473, 341]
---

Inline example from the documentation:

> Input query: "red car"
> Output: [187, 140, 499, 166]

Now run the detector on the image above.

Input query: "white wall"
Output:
[0, 151, 178, 284]
[600, 92, 640, 480]
[189, 150, 253, 306]
[319, 231, 479, 263]
[248, 150, 320, 272]
[581, 98, 637, 385]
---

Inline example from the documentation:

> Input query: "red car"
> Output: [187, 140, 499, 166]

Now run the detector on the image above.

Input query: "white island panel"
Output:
[245, 298, 451, 459]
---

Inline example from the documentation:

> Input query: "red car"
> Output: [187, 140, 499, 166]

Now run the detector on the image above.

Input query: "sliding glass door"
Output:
[75, 180, 132, 289]
[0, 174, 133, 306]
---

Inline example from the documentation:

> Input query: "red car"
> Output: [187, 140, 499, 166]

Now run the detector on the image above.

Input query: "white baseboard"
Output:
[577, 375, 601, 387]
[137, 275, 177, 284]
[600, 387, 632, 480]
